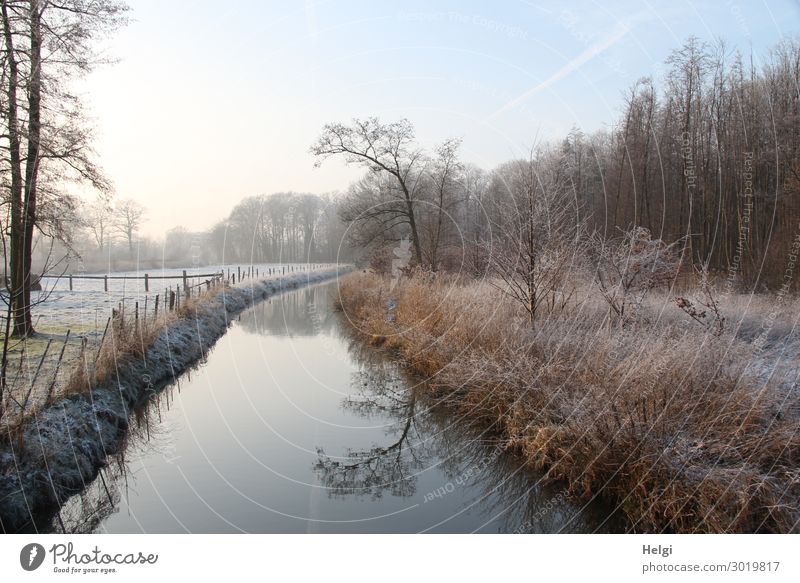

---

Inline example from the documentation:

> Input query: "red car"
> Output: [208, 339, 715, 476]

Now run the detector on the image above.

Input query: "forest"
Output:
[325, 35, 800, 533]
[9, 36, 799, 295]
[318, 37, 800, 292]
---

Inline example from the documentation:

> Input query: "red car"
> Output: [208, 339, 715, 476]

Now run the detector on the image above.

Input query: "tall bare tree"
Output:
[420, 138, 462, 271]
[86, 194, 114, 251]
[1, 0, 128, 336]
[486, 149, 584, 327]
[311, 118, 427, 263]
[114, 198, 145, 255]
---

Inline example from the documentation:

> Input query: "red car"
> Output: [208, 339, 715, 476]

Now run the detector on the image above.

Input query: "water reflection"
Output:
[238, 285, 337, 337]
[314, 338, 620, 533]
[39, 379, 185, 533]
[314, 350, 426, 499]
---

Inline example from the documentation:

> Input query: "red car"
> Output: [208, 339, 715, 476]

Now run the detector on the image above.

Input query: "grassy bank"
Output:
[0, 279, 227, 429]
[336, 271, 799, 533]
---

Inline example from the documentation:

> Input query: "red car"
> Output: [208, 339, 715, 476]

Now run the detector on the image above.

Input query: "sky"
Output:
[80, 0, 800, 237]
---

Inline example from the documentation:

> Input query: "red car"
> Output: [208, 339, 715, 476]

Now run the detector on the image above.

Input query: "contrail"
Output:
[484, 22, 630, 122]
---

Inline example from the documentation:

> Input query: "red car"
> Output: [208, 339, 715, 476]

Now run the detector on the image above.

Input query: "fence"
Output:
[40, 270, 222, 292]
[38, 263, 334, 291]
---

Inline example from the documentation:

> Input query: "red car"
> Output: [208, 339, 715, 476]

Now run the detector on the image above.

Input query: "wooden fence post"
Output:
[46, 331, 71, 404]
[144, 273, 149, 292]
[182, 270, 188, 293]
[69, 274, 73, 291]
[104, 275, 108, 292]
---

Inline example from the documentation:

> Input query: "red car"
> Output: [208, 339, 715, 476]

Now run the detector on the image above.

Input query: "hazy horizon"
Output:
[80, 0, 800, 237]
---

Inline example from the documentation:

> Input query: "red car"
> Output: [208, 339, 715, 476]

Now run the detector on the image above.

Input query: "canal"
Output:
[53, 281, 617, 533]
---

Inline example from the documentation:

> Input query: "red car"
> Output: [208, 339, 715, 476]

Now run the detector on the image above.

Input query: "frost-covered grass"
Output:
[0, 266, 346, 532]
[335, 271, 800, 533]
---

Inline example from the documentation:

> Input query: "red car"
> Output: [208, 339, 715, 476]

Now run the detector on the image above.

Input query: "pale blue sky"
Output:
[82, 0, 800, 235]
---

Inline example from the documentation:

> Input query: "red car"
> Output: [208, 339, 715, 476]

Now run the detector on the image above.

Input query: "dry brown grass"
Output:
[63, 284, 225, 397]
[335, 271, 800, 533]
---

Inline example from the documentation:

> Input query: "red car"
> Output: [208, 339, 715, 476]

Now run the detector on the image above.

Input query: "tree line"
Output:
[31, 191, 351, 271]
[314, 36, 800, 292]
[572, 36, 800, 288]
[204, 192, 349, 264]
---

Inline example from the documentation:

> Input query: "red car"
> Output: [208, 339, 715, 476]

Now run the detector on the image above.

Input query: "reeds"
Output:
[336, 271, 800, 533]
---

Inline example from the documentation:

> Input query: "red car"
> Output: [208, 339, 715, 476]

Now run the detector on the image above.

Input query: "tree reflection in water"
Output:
[238, 285, 337, 337]
[315, 338, 620, 533]
[314, 347, 429, 499]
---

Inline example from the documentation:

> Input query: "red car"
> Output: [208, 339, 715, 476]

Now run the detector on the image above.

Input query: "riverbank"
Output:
[334, 271, 800, 533]
[0, 267, 346, 533]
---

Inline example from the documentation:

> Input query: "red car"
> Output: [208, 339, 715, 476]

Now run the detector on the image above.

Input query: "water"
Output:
[54, 281, 618, 533]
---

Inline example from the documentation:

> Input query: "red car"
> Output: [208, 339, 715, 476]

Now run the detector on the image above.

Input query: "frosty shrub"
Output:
[591, 227, 682, 325]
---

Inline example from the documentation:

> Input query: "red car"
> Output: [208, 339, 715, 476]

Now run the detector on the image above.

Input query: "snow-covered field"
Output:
[33, 262, 336, 333]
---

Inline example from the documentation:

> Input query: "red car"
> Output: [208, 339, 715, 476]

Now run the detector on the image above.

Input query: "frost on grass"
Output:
[0, 267, 345, 533]
[335, 271, 800, 533]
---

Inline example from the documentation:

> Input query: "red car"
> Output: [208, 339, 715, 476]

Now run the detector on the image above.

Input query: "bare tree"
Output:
[460, 164, 491, 276]
[591, 227, 681, 325]
[164, 225, 191, 262]
[0, 0, 128, 337]
[486, 149, 584, 327]
[311, 118, 427, 263]
[336, 172, 412, 254]
[114, 199, 145, 255]
[420, 138, 463, 271]
[295, 192, 321, 260]
[85, 195, 114, 252]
